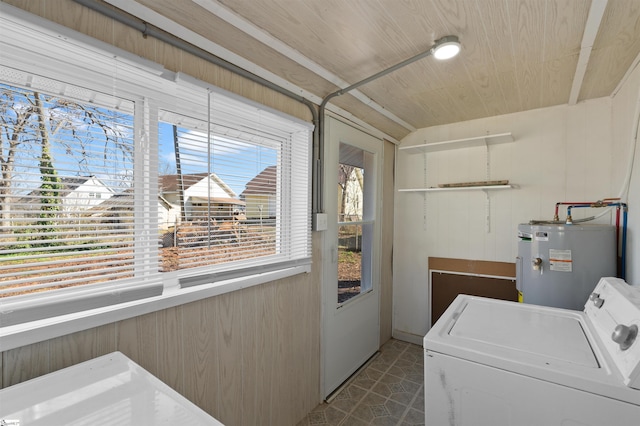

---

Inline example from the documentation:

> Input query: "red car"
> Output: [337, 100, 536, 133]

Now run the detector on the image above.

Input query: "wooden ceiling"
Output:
[106, 0, 640, 141]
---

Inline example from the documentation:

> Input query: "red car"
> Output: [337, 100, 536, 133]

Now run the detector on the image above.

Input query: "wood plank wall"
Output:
[1, 273, 320, 426]
[0, 2, 396, 424]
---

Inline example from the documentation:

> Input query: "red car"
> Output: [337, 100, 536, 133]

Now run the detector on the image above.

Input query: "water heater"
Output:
[516, 223, 616, 310]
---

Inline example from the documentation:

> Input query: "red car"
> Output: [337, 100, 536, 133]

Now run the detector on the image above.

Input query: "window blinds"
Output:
[0, 12, 312, 326]
[159, 84, 312, 286]
[0, 81, 161, 326]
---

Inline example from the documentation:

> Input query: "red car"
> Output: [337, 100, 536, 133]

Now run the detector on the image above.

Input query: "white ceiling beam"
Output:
[569, 0, 608, 105]
[192, 0, 416, 132]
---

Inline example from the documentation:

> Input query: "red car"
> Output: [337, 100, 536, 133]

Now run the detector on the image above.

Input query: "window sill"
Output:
[0, 264, 310, 352]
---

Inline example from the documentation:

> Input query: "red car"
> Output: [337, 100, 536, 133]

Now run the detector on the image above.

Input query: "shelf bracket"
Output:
[483, 189, 491, 233]
[423, 151, 428, 231]
[483, 136, 491, 233]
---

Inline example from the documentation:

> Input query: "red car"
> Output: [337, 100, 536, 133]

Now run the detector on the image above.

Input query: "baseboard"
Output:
[392, 329, 424, 346]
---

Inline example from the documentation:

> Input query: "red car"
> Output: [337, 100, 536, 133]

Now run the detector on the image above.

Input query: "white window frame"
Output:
[0, 4, 312, 351]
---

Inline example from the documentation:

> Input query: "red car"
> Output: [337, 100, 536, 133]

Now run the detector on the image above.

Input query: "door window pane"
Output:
[337, 143, 373, 304]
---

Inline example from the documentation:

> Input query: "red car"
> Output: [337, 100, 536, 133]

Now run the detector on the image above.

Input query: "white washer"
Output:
[0, 352, 223, 425]
[423, 277, 640, 425]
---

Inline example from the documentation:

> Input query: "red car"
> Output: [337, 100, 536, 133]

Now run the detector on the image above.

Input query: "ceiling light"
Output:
[432, 35, 461, 60]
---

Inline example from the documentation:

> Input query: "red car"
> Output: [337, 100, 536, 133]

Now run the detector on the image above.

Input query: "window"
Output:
[0, 12, 312, 327]
[157, 82, 312, 286]
[337, 143, 374, 304]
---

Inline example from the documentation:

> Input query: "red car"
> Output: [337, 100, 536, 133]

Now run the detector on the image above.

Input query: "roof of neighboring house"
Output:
[85, 192, 133, 215]
[16, 175, 112, 206]
[86, 190, 173, 215]
[160, 172, 237, 198]
[241, 166, 276, 196]
[59, 176, 100, 191]
[24, 175, 111, 195]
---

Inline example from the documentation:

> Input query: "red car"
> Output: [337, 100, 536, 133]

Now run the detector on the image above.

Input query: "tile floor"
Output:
[297, 339, 425, 426]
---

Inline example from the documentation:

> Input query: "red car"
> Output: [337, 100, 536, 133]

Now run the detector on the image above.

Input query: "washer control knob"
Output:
[589, 292, 604, 308]
[612, 324, 638, 351]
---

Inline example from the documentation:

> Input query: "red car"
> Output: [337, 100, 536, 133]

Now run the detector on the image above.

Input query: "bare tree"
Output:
[0, 86, 35, 225]
[338, 164, 354, 221]
[0, 83, 134, 230]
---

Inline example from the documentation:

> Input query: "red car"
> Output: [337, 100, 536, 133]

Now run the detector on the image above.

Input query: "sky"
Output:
[1, 82, 278, 198]
[158, 121, 277, 196]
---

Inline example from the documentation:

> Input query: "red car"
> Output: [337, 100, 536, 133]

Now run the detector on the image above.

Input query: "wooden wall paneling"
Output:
[255, 280, 277, 424]
[307, 233, 324, 410]
[156, 306, 184, 394]
[180, 51, 215, 87]
[272, 278, 295, 426]
[304, 271, 321, 415]
[289, 277, 304, 423]
[3, 0, 42, 15]
[115, 311, 158, 376]
[240, 285, 259, 426]
[2, 341, 49, 387]
[182, 298, 220, 418]
[49, 324, 116, 372]
[216, 290, 244, 425]
[112, 19, 156, 62]
[290, 275, 313, 423]
[46, 0, 113, 44]
[330, 94, 410, 141]
[156, 38, 182, 73]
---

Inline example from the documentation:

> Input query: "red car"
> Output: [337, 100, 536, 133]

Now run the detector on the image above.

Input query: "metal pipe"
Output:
[318, 37, 455, 211]
[554, 202, 592, 221]
[556, 199, 621, 223]
[71, 0, 321, 211]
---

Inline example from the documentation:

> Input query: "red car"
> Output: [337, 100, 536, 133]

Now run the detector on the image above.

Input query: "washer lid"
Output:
[449, 300, 598, 368]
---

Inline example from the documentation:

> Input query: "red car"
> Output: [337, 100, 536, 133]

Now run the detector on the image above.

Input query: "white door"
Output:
[322, 117, 382, 398]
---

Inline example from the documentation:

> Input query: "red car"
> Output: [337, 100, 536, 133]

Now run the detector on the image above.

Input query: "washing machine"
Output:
[0, 352, 223, 425]
[423, 277, 640, 425]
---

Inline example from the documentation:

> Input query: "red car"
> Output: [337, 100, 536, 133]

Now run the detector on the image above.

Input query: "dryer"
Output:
[423, 277, 640, 425]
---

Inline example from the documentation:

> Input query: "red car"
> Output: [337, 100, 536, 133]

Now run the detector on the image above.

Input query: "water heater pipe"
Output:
[554, 202, 592, 221]
[554, 198, 620, 221]
[563, 201, 628, 279]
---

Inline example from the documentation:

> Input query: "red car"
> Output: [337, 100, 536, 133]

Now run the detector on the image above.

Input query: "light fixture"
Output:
[432, 35, 461, 60]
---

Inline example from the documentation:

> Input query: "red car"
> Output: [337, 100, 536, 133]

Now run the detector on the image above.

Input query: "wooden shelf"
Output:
[399, 132, 513, 154]
[398, 184, 515, 193]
